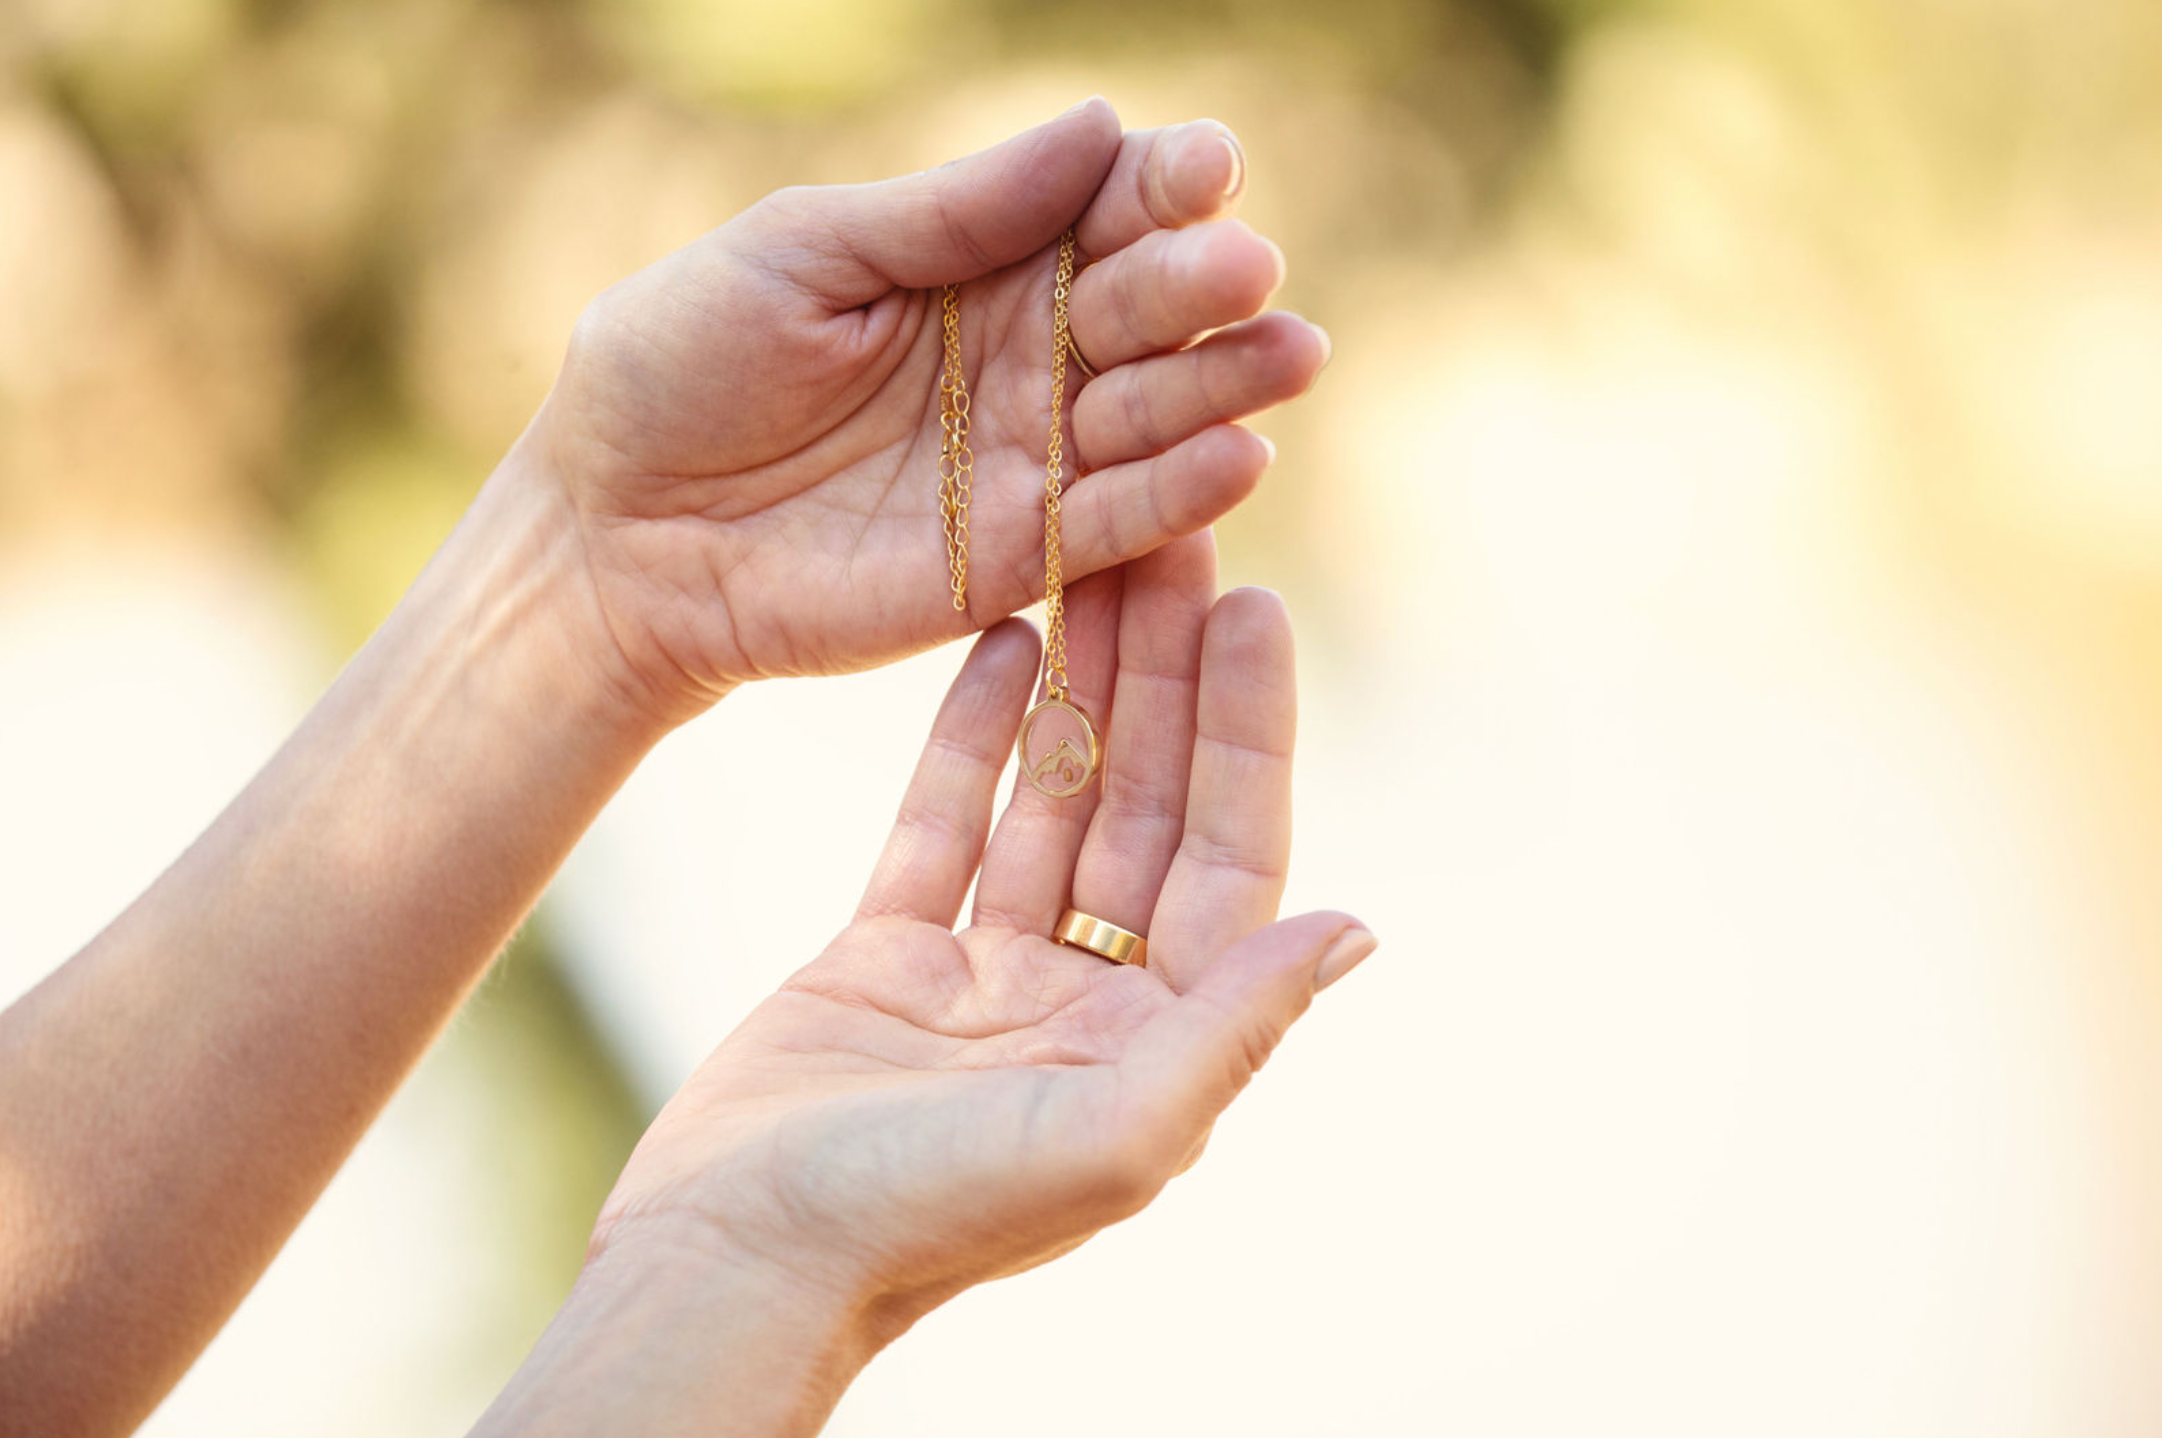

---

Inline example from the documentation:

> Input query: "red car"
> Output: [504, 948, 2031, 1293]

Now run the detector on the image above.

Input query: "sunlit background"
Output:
[6, 0, 2162, 1432]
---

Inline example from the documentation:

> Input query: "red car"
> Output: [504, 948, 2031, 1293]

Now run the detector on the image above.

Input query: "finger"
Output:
[1067, 220, 1285, 374]
[1072, 121, 1248, 262]
[1073, 312, 1329, 471]
[1067, 532, 1218, 938]
[970, 569, 1124, 936]
[856, 620, 1043, 927]
[1114, 912, 1377, 1171]
[1144, 588, 1298, 993]
[1060, 423, 1272, 581]
[753, 97, 1122, 307]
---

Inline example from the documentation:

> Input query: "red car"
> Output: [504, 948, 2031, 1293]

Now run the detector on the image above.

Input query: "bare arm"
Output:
[0, 454, 663, 1434]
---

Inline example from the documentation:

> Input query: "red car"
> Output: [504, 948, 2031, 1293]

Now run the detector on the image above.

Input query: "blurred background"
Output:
[5, 0, 2162, 1432]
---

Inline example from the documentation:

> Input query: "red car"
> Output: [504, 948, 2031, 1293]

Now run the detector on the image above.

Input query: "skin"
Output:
[0, 98, 1349, 1437]
[473, 540, 1376, 1438]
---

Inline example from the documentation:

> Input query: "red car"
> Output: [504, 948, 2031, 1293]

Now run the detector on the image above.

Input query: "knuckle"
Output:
[1190, 342, 1236, 419]
[567, 280, 630, 365]
[750, 183, 818, 227]
[1138, 130, 1183, 229]
[1119, 470, 1172, 555]
[736, 188, 825, 266]
[1117, 370, 1164, 449]
[1137, 447, 1178, 538]
[1108, 257, 1151, 349]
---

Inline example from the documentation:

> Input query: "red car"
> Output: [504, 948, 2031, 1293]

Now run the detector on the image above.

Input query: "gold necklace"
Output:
[937, 230, 1099, 800]
[936, 280, 973, 612]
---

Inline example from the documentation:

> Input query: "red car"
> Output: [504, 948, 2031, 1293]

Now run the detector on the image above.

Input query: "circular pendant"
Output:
[1018, 696, 1100, 799]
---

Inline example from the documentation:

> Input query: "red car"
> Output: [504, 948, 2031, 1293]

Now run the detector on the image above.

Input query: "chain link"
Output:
[1041, 230, 1077, 700]
[937, 232, 1080, 702]
[937, 282, 973, 611]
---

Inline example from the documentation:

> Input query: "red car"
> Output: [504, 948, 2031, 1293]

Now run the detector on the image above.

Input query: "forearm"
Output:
[0, 437, 676, 1435]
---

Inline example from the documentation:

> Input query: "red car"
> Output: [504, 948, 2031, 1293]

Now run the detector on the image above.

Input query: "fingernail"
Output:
[1061, 95, 1105, 118]
[1257, 433, 1278, 464]
[1314, 926, 1377, 993]
[1213, 133, 1246, 200]
[1262, 236, 1287, 287]
[1312, 323, 1333, 367]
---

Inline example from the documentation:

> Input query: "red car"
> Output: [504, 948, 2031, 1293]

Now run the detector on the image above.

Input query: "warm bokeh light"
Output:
[6, 0, 2162, 1433]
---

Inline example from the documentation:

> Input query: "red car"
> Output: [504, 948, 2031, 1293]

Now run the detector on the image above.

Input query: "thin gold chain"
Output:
[942, 230, 1099, 800]
[937, 282, 973, 611]
[937, 230, 1079, 697]
[1041, 230, 1077, 701]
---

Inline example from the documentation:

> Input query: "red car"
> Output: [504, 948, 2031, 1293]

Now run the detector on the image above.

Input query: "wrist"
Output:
[451, 434, 713, 752]
[473, 1228, 890, 1438]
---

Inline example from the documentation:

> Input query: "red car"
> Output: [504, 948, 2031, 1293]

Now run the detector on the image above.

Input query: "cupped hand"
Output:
[586, 533, 1375, 1334]
[528, 99, 1329, 724]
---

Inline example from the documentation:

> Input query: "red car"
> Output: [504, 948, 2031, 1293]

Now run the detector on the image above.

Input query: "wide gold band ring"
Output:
[1054, 908, 1147, 968]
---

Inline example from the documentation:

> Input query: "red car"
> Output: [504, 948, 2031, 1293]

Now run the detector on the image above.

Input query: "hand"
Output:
[526, 99, 1329, 723]
[585, 532, 1376, 1362]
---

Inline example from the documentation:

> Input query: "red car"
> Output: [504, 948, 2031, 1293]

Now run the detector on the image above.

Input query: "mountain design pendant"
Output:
[1018, 696, 1100, 800]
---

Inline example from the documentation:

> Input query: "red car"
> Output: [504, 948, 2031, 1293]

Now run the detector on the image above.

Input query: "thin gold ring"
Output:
[1066, 335, 1100, 380]
[1054, 908, 1147, 968]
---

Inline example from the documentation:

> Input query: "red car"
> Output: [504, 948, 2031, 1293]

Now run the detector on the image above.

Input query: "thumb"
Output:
[758, 97, 1123, 304]
[1117, 911, 1378, 1161]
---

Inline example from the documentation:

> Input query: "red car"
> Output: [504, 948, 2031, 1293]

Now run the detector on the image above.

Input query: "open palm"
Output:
[588, 535, 1373, 1321]
[530, 100, 1328, 721]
